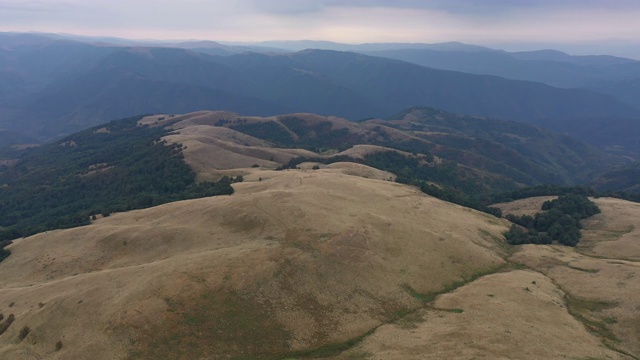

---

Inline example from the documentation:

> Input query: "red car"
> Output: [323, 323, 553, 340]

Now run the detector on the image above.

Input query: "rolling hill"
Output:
[0, 168, 511, 359]
[0, 108, 639, 358]
[161, 109, 624, 187]
[1, 152, 639, 358]
[0, 108, 629, 243]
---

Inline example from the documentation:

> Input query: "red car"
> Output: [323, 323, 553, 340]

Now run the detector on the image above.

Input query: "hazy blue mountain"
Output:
[262, 49, 637, 120]
[32, 33, 286, 56]
[234, 41, 640, 112]
[593, 162, 640, 193]
[253, 40, 492, 53]
[11, 48, 286, 138]
[360, 46, 640, 117]
[249, 40, 358, 52]
[0, 33, 119, 94]
[363, 48, 640, 89]
[583, 77, 640, 110]
[1, 33, 639, 155]
[380, 106, 622, 185]
[508, 49, 637, 66]
[0, 129, 37, 148]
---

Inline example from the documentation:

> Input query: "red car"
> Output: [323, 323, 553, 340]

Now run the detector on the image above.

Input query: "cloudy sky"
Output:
[2, 0, 640, 56]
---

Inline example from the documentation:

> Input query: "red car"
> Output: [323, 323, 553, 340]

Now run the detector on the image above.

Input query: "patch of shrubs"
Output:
[0, 313, 15, 335]
[18, 326, 29, 341]
[504, 194, 600, 247]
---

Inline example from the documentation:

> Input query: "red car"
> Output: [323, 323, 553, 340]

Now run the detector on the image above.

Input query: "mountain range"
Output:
[2, 30, 640, 359]
[2, 33, 640, 157]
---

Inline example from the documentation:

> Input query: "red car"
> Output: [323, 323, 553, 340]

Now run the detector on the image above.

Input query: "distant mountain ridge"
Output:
[1, 33, 639, 157]
[362, 48, 640, 88]
[248, 38, 640, 116]
[164, 107, 624, 190]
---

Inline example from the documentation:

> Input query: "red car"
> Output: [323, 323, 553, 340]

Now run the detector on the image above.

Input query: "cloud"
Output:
[244, 0, 640, 16]
[0, 0, 639, 47]
[0, 0, 78, 15]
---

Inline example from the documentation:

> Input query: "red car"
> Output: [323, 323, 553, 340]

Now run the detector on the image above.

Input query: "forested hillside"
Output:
[0, 116, 234, 240]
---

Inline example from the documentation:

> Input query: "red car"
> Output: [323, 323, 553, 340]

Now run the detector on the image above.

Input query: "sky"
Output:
[2, 0, 640, 57]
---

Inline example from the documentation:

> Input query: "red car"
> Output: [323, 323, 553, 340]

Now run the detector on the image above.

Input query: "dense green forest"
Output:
[0, 116, 235, 242]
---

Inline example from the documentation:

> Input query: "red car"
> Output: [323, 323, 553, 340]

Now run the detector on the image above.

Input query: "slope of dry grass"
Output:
[511, 244, 640, 357]
[1, 113, 638, 359]
[145, 111, 420, 182]
[336, 270, 631, 360]
[580, 197, 640, 261]
[492, 196, 557, 217]
[0, 169, 509, 359]
[506, 198, 640, 357]
[331, 197, 640, 359]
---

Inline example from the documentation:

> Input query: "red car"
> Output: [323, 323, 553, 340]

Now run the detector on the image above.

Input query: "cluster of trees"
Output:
[503, 194, 600, 246]
[228, 120, 295, 146]
[0, 116, 236, 243]
[224, 117, 364, 153]
[278, 117, 363, 152]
